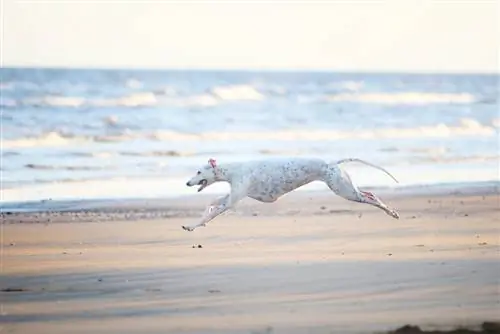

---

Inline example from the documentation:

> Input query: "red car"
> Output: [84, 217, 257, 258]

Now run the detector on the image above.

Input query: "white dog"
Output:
[183, 157, 400, 231]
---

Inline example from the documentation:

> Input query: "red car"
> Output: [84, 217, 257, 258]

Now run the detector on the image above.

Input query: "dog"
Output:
[182, 157, 400, 231]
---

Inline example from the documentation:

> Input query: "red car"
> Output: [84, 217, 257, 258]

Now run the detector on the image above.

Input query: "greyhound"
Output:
[183, 157, 399, 231]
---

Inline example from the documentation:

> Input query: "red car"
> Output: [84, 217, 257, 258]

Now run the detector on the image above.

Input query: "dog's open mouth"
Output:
[198, 179, 208, 192]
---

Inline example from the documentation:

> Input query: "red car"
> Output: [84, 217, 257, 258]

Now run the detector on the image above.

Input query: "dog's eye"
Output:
[197, 171, 201, 175]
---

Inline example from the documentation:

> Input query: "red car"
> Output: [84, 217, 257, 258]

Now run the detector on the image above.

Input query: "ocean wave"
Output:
[2, 131, 151, 148]
[174, 94, 219, 107]
[1, 151, 21, 157]
[69, 151, 115, 158]
[409, 147, 450, 155]
[0, 98, 18, 108]
[119, 150, 195, 157]
[259, 149, 306, 155]
[379, 147, 453, 155]
[325, 92, 477, 105]
[22, 93, 158, 108]
[0, 81, 42, 91]
[24, 96, 87, 107]
[95, 93, 159, 107]
[327, 80, 365, 92]
[125, 79, 143, 89]
[70, 150, 224, 158]
[149, 118, 496, 141]
[410, 155, 500, 164]
[14, 88, 483, 108]
[378, 145, 499, 163]
[25, 163, 108, 171]
[209, 84, 264, 101]
[2, 118, 497, 149]
[3, 132, 76, 148]
[19, 84, 265, 109]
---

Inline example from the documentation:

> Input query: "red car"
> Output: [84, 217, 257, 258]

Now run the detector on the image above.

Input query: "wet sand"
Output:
[1, 190, 499, 334]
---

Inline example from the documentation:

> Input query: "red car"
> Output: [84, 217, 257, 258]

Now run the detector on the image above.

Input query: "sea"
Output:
[1, 68, 499, 206]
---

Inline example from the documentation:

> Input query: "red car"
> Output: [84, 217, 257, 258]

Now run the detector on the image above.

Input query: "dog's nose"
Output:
[186, 181, 190, 186]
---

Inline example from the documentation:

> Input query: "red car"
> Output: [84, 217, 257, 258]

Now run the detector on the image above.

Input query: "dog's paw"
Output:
[389, 210, 400, 219]
[182, 225, 194, 232]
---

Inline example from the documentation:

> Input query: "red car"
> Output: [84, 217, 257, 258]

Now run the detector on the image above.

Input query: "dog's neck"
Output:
[214, 164, 234, 183]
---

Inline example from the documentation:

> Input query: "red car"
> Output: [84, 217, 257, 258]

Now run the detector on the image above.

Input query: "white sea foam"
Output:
[125, 79, 143, 89]
[94, 93, 159, 107]
[18, 88, 480, 108]
[22, 93, 160, 108]
[25, 96, 87, 107]
[325, 92, 477, 105]
[161, 86, 178, 97]
[149, 118, 496, 141]
[2, 118, 497, 149]
[2, 132, 75, 148]
[209, 84, 264, 101]
[328, 80, 365, 92]
[19, 86, 264, 108]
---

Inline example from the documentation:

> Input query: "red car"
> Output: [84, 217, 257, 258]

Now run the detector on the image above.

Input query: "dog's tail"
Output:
[334, 158, 399, 184]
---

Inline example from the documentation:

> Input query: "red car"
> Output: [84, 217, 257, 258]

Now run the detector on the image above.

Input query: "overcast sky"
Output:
[3, 0, 498, 72]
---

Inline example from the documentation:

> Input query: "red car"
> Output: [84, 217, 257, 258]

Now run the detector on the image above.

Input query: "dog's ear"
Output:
[208, 158, 217, 168]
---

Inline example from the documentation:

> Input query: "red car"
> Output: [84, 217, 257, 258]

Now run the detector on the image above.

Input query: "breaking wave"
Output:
[209, 85, 264, 101]
[118, 150, 195, 157]
[410, 155, 500, 164]
[11, 87, 485, 109]
[325, 92, 477, 105]
[3, 118, 497, 149]
[24, 164, 107, 171]
[18, 84, 265, 108]
[22, 93, 158, 108]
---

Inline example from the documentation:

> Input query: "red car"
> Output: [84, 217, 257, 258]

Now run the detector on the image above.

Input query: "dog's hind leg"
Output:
[357, 189, 400, 219]
[323, 165, 400, 219]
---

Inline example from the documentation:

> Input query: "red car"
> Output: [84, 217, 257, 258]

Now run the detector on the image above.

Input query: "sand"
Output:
[1, 190, 499, 334]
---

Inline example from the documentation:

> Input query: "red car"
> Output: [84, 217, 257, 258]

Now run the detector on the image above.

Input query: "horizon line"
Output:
[2, 64, 499, 75]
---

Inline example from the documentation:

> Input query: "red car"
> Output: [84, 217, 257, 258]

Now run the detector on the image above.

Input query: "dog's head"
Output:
[186, 158, 219, 192]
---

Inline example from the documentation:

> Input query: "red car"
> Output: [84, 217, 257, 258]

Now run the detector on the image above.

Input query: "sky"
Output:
[2, 0, 499, 72]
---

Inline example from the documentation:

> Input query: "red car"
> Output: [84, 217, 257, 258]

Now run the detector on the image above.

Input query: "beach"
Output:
[2, 187, 499, 334]
[3, 3, 499, 333]
[2, 67, 499, 334]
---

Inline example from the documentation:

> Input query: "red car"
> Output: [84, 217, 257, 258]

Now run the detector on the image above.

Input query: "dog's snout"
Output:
[186, 181, 190, 186]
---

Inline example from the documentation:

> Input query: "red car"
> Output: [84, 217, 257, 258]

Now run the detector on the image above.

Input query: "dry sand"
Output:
[1, 190, 499, 334]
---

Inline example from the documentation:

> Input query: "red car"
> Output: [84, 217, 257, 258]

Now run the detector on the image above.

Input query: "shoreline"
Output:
[1, 179, 498, 216]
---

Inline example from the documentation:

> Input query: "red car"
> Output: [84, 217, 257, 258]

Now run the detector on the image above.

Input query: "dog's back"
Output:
[236, 157, 328, 197]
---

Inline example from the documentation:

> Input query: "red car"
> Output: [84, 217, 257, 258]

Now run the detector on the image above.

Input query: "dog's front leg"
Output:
[182, 195, 230, 231]
[182, 184, 247, 231]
